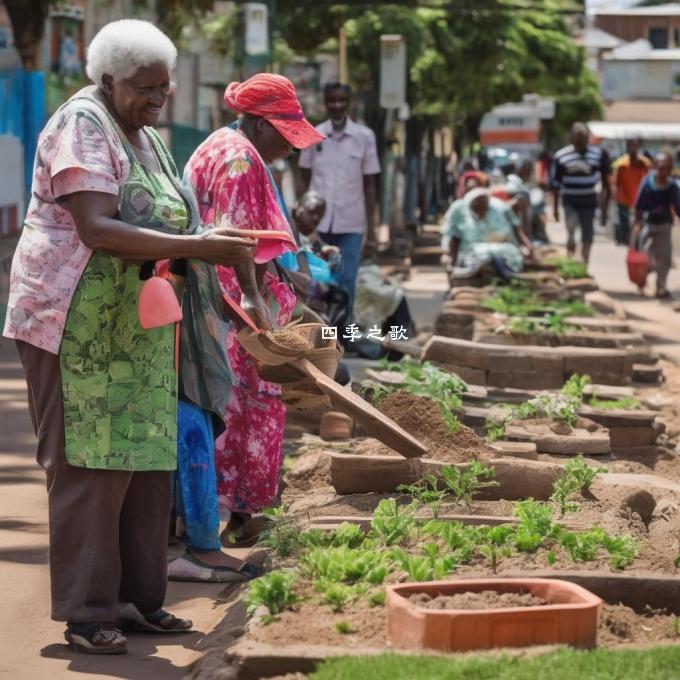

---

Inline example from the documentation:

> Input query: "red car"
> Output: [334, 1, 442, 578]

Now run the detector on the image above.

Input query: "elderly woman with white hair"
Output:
[3, 20, 257, 654]
[441, 188, 533, 281]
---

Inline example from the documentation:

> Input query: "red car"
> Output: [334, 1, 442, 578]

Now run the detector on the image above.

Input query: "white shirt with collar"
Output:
[298, 118, 381, 235]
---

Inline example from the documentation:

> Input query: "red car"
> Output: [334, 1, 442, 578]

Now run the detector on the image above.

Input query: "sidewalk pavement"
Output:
[0, 339, 243, 679]
[548, 219, 680, 364]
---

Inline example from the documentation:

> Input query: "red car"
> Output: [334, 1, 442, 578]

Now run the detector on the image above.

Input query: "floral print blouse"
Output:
[3, 89, 130, 354]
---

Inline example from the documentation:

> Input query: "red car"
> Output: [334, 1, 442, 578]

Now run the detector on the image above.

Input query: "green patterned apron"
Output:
[60, 101, 189, 471]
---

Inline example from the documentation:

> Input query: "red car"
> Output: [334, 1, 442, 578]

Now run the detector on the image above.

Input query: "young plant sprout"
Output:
[246, 571, 300, 620]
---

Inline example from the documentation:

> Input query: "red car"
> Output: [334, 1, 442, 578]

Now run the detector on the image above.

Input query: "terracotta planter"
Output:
[386, 578, 601, 652]
[319, 411, 354, 441]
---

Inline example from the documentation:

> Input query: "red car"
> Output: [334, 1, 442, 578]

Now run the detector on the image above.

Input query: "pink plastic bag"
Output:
[138, 276, 183, 329]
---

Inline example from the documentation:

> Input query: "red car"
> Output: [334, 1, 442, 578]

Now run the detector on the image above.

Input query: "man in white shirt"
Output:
[299, 82, 381, 312]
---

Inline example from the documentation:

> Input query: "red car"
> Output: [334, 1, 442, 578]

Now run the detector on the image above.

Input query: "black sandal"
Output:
[119, 602, 193, 633]
[65, 622, 127, 654]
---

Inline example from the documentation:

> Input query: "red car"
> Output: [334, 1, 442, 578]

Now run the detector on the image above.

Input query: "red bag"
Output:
[626, 247, 649, 288]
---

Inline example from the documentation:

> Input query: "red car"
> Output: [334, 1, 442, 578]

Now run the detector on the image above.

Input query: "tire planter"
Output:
[386, 578, 601, 652]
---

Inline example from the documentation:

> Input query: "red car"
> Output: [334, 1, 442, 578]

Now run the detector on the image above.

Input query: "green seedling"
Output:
[370, 498, 418, 545]
[485, 415, 511, 443]
[547, 550, 557, 565]
[398, 475, 448, 519]
[321, 582, 355, 613]
[440, 461, 499, 508]
[368, 589, 386, 607]
[674, 555, 680, 569]
[513, 527, 544, 553]
[477, 543, 513, 574]
[301, 546, 388, 585]
[513, 499, 557, 537]
[330, 522, 366, 549]
[335, 620, 355, 635]
[561, 373, 592, 401]
[587, 396, 642, 411]
[246, 571, 300, 618]
[260, 507, 302, 557]
[516, 392, 579, 426]
[602, 534, 639, 570]
[392, 544, 456, 582]
[559, 528, 606, 562]
[548, 256, 589, 280]
[551, 455, 607, 516]
[422, 520, 477, 562]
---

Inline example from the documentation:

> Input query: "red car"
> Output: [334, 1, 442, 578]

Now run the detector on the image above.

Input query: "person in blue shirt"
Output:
[633, 150, 680, 299]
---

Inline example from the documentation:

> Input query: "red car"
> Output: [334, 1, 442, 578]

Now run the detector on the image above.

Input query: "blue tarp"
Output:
[0, 67, 46, 193]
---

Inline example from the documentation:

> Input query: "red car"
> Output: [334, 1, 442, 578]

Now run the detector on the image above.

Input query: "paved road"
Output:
[0, 340, 237, 679]
[549, 219, 680, 363]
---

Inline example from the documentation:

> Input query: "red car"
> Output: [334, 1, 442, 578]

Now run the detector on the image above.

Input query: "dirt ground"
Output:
[249, 593, 679, 651]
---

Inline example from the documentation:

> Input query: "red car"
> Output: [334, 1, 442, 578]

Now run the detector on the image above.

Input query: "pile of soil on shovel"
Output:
[376, 390, 494, 464]
[265, 328, 313, 352]
[409, 590, 547, 610]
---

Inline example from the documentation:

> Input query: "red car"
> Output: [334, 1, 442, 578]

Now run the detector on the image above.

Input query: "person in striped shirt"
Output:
[551, 123, 611, 264]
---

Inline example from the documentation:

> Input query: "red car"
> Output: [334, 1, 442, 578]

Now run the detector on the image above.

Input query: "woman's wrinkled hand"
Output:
[198, 227, 256, 266]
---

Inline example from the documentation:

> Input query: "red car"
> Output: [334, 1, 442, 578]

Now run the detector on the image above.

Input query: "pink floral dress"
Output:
[184, 127, 296, 514]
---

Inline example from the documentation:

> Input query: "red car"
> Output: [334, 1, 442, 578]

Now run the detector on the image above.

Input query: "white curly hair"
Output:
[86, 20, 177, 86]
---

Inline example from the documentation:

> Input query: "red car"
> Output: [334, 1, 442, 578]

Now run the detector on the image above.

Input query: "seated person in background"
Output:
[441, 187, 532, 282]
[352, 242, 416, 360]
[281, 191, 351, 336]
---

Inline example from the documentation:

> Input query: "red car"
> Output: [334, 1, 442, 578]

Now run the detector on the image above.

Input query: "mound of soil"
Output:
[599, 603, 678, 646]
[409, 590, 547, 610]
[376, 391, 494, 464]
[284, 450, 332, 491]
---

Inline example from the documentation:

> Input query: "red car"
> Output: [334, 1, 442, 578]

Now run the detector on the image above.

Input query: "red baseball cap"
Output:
[224, 73, 324, 150]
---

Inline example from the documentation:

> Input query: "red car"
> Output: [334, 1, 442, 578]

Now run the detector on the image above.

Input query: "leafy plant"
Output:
[588, 396, 642, 411]
[368, 589, 386, 607]
[260, 507, 302, 557]
[485, 414, 511, 443]
[329, 522, 366, 549]
[300, 546, 388, 585]
[398, 474, 448, 519]
[513, 499, 557, 538]
[392, 543, 456, 581]
[321, 582, 355, 612]
[335, 620, 355, 634]
[370, 498, 418, 546]
[516, 392, 579, 426]
[561, 373, 592, 401]
[422, 520, 476, 562]
[559, 528, 606, 562]
[602, 534, 639, 570]
[246, 571, 300, 618]
[549, 257, 589, 280]
[551, 455, 607, 516]
[440, 461, 499, 508]
[477, 543, 512, 574]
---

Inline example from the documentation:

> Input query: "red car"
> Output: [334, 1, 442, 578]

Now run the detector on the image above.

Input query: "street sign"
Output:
[380, 34, 406, 109]
[245, 2, 269, 56]
[522, 93, 555, 120]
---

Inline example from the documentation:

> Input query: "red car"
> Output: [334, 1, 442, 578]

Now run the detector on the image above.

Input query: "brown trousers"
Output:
[16, 340, 172, 623]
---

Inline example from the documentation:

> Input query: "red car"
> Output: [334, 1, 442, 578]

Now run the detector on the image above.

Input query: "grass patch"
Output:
[310, 646, 680, 680]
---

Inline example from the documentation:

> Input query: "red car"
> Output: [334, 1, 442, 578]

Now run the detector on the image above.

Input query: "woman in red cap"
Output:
[174, 74, 323, 576]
